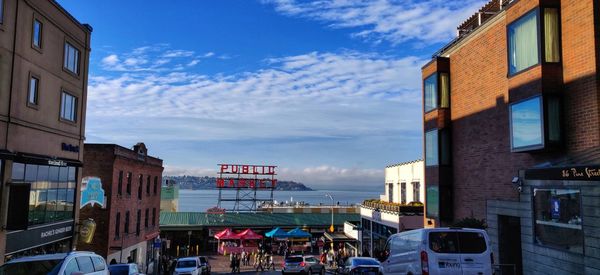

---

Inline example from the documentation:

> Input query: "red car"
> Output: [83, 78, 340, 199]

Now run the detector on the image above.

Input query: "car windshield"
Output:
[108, 265, 130, 275]
[0, 259, 63, 275]
[352, 258, 379, 266]
[177, 260, 197, 268]
[285, 257, 303, 263]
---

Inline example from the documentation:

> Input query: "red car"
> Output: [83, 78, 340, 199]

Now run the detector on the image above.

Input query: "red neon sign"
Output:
[217, 164, 277, 189]
[219, 164, 276, 175]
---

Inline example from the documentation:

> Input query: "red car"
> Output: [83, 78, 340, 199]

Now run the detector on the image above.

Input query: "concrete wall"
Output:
[384, 160, 424, 204]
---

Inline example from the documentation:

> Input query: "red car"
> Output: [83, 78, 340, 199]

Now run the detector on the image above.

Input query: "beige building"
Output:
[0, 0, 91, 263]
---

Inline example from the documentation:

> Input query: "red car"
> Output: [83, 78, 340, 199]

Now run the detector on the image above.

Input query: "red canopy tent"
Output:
[214, 228, 240, 240]
[237, 229, 263, 240]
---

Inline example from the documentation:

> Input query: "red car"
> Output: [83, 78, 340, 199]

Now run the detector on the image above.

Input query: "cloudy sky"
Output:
[58, 0, 485, 190]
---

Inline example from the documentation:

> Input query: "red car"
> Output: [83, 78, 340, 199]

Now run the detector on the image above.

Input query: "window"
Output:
[508, 10, 539, 75]
[428, 231, 487, 254]
[426, 186, 439, 218]
[64, 259, 79, 275]
[115, 212, 121, 238]
[510, 95, 561, 151]
[138, 175, 143, 200]
[534, 188, 583, 253]
[387, 183, 393, 202]
[544, 8, 560, 62]
[63, 42, 80, 74]
[0, 0, 4, 25]
[76, 256, 94, 273]
[28, 76, 39, 106]
[124, 211, 130, 233]
[117, 171, 123, 196]
[91, 256, 106, 272]
[400, 182, 406, 204]
[60, 92, 77, 122]
[424, 74, 437, 112]
[144, 208, 149, 228]
[412, 182, 421, 202]
[146, 175, 151, 195]
[136, 209, 141, 236]
[153, 176, 158, 195]
[152, 208, 156, 226]
[439, 73, 450, 108]
[126, 172, 132, 195]
[32, 19, 42, 48]
[425, 130, 438, 166]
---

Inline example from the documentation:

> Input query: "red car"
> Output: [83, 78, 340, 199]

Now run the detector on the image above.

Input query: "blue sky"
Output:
[58, 0, 485, 190]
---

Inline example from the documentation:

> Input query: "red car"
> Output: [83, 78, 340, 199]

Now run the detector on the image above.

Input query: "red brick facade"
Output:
[423, 0, 600, 225]
[78, 143, 163, 259]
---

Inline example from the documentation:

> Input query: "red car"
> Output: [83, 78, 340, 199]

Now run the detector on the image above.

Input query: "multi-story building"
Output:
[360, 160, 423, 256]
[78, 143, 163, 269]
[422, 0, 600, 273]
[0, 0, 91, 263]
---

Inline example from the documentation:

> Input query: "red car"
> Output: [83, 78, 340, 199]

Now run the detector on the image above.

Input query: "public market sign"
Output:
[217, 164, 277, 189]
[81, 177, 106, 208]
[526, 165, 600, 181]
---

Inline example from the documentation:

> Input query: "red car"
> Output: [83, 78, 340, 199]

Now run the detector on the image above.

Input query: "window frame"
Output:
[509, 94, 562, 152]
[541, 6, 562, 64]
[531, 186, 584, 254]
[423, 73, 438, 113]
[59, 91, 78, 123]
[507, 8, 542, 77]
[153, 176, 158, 195]
[126, 172, 132, 196]
[138, 174, 143, 200]
[27, 73, 40, 108]
[426, 185, 439, 219]
[425, 129, 439, 167]
[117, 171, 123, 196]
[63, 41, 80, 76]
[412, 182, 421, 203]
[115, 212, 121, 239]
[32, 17, 43, 50]
[0, 0, 4, 26]
[400, 182, 406, 204]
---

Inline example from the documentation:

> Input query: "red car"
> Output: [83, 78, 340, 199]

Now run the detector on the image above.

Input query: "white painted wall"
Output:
[383, 160, 424, 204]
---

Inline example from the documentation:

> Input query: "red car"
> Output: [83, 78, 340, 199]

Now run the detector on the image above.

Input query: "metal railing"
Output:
[361, 200, 423, 215]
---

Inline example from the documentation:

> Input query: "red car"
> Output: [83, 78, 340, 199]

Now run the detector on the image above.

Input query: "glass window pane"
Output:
[46, 189, 57, 222]
[429, 232, 459, 253]
[76, 256, 95, 273]
[33, 20, 41, 47]
[49, 166, 59, 182]
[544, 8, 560, 62]
[511, 96, 543, 149]
[439, 73, 450, 108]
[457, 232, 487, 253]
[59, 167, 68, 182]
[29, 77, 38, 104]
[37, 165, 49, 181]
[508, 10, 539, 74]
[425, 130, 439, 166]
[426, 186, 439, 218]
[424, 74, 437, 112]
[547, 97, 561, 142]
[68, 167, 76, 181]
[64, 43, 69, 68]
[25, 164, 38, 181]
[534, 188, 583, 253]
[12, 163, 25, 181]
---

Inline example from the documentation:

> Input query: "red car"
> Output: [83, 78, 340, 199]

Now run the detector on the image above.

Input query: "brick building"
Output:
[0, 0, 91, 263]
[79, 143, 163, 269]
[422, 0, 600, 273]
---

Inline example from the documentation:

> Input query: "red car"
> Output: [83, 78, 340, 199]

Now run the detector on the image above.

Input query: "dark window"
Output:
[0, 0, 4, 24]
[152, 208, 156, 226]
[508, 10, 539, 75]
[118, 171, 123, 196]
[60, 91, 77, 122]
[144, 208, 149, 228]
[533, 188, 583, 253]
[76, 256, 94, 273]
[458, 232, 488, 253]
[64, 42, 80, 74]
[126, 172, 132, 195]
[124, 211, 130, 233]
[153, 176, 158, 195]
[426, 186, 439, 218]
[146, 175, 151, 195]
[400, 182, 406, 204]
[428, 231, 487, 254]
[412, 182, 420, 203]
[136, 209, 141, 236]
[33, 19, 42, 48]
[115, 212, 121, 238]
[28, 76, 39, 105]
[387, 183, 393, 202]
[425, 129, 438, 166]
[138, 175, 143, 200]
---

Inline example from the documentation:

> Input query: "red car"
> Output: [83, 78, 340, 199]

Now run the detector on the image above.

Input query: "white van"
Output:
[379, 228, 493, 275]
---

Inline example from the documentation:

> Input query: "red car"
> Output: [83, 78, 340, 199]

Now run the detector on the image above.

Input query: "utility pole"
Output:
[325, 194, 334, 232]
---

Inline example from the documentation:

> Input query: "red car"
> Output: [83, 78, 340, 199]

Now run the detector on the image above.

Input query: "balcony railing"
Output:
[361, 200, 423, 215]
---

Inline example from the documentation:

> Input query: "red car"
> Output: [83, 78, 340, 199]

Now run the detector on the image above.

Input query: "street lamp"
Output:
[325, 194, 334, 232]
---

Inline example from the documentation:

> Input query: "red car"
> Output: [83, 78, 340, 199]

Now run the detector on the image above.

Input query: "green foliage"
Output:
[452, 217, 487, 229]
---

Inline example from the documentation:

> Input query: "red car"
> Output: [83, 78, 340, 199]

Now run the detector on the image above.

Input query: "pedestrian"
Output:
[230, 253, 236, 273]
[327, 249, 334, 267]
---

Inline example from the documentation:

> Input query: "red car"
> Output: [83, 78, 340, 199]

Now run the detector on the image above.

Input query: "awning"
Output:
[287, 227, 311, 238]
[237, 229, 263, 240]
[214, 228, 240, 240]
[265, 227, 289, 238]
[323, 232, 357, 242]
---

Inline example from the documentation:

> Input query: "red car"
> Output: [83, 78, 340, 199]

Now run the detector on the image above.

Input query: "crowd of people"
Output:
[229, 249, 275, 273]
[320, 247, 352, 269]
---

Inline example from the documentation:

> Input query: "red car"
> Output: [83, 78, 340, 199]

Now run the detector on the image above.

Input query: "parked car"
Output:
[108, 263, 144, 275]
[335, 257, 381, 275]
[379, 227, 493, 275]
[0, 251, 109, 275]
[173, 257, 203, 275]
[282, 255, 325, 275]
[197, 256, 211, 275]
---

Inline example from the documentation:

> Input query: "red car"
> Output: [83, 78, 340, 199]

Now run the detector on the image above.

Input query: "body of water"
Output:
[178, 189, 382, 212]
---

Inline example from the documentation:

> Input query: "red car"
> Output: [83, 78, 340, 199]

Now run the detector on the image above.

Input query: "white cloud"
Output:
[99, 46, 223, 72]
[203, 52, 215, 58]
[262, 0, 488, 45]
[101, 54, 119, 66]
[187, 60, 200, 66]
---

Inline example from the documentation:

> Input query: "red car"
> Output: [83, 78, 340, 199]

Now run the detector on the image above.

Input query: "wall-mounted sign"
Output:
[61, 143, 80, 153]
[6, 220, 73, 254]
[81, 177, 105, 208]
[48, 159, 68, 166]
[79, 219, 97, 244]
[526, 165, 600, 181]
[217, 164, 277, 189]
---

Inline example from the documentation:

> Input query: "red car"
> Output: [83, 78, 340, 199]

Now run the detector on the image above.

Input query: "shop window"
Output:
[544, 8, 560, 63]
[510, 95, 561, 152]
[412, 182, 421, 202]
[63, 42, 80, 74]
[534, 188, 583, 253]
[32, 19, 42, 49]
[426, 185, 439, 218]
[508, 10, 539, 75]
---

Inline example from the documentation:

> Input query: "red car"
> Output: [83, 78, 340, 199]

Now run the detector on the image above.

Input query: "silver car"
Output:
[336, 257, 381, 275]
[282, 255, 325, 275]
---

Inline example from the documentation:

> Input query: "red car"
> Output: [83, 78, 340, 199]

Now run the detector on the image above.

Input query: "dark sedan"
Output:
[335, 257, 381, 275]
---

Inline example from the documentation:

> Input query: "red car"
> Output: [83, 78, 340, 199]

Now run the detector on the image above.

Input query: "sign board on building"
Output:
[526, 165, 600, 181]
[81, 177, 106, 208]
[216, 164, 277, 189]
[6, 220, 73, 254]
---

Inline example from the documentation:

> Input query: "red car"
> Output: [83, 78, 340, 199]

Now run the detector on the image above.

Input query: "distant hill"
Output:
[163, 175, 313, 191]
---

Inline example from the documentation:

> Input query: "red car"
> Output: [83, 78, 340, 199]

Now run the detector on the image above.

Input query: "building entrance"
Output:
[498, 215, 522, 275]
